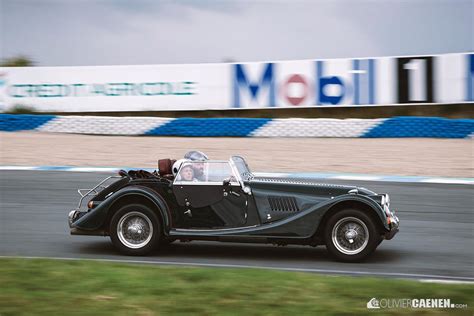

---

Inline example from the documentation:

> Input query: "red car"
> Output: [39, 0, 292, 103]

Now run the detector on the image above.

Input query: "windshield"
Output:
[174, 161, 239, 184]
[231, 156, 252, 181]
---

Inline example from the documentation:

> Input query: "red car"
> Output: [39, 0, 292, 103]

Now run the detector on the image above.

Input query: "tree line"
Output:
[1, 56, 34, 67]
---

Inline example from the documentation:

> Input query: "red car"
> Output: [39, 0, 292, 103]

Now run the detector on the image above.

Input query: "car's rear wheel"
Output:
[324, 209, 379, 262]
[110, 204, 161, 256]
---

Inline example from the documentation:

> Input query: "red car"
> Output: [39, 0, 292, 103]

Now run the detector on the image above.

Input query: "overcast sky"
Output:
[1, 0, 473, 66]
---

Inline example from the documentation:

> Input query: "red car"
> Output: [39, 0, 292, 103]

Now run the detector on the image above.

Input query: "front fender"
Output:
[260, 193, 389, 238]
[71, 185, 171, 232]
[321, 194, 389, 230]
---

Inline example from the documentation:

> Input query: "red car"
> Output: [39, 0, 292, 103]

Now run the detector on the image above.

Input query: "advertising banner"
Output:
[0, 53, 472, 112]
[232, 53, 473, 108]
[0, 63, 230, 112]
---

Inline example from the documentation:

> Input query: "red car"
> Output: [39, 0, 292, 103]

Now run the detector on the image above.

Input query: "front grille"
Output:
[268, 196, 299, 212]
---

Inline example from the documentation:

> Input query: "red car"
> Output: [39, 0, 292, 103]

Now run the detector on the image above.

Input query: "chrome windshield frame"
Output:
[228, 157, 245, 190]
[173, 160, 242, 186]
[230, 155, 253, 181]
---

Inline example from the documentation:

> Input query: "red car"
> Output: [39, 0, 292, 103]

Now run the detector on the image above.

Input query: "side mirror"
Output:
[223, 178, 231, 186]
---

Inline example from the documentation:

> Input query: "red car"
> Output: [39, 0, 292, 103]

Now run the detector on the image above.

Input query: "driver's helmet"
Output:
[172, 159, 189, 176]
[184, 150, 208, 161]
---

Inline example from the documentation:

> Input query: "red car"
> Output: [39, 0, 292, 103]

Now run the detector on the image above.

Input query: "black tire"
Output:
[109, 204, 161, 256]
[324, 208, 380, 262]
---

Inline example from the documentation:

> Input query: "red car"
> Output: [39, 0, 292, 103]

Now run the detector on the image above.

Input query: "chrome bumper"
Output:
[68, 210, 77, 228]
[68, 209, 87, 228]
[384, 211, 399, 240]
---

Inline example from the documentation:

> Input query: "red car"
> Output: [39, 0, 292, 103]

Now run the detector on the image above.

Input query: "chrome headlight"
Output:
[381, 194, 390, 208]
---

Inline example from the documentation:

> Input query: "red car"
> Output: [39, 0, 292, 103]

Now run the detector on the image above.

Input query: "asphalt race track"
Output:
[1, 170, 473, 281]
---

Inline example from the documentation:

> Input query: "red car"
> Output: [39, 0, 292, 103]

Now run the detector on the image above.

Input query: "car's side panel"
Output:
[173, 184, 224, 208]
[170, 194, 388, 239]
[249, 179, 359, 224]
[209, 186, 248, 227]
[251, 187, 328, 223]
[172, 185, 250, 229]
[243, 190, 261, 226]
[71, 185, 171, 232]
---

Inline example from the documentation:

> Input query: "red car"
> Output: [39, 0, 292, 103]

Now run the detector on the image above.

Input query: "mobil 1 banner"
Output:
[232, 53, 473, 109]
[396, 56, 434, 103]
[232, 58, 384, 108]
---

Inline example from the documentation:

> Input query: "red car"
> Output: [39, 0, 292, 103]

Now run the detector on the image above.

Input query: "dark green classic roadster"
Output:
[69, 154, 399, 262]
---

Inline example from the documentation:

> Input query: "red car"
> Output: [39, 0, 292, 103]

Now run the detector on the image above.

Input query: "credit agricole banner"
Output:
[0, 53, 472, 112]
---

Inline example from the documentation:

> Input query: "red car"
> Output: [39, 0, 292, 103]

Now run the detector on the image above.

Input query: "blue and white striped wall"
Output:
[0, 114, 473, 138]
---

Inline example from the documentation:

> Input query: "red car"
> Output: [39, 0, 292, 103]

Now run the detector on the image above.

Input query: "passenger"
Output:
[179, 164, 195, 181]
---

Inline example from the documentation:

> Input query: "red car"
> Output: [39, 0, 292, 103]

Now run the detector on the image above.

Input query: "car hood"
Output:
[250, 174, 376, 196]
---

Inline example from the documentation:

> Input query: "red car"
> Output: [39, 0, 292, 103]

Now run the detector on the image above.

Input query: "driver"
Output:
[191, 162, 206, 181]
[184, 151, 209, 181]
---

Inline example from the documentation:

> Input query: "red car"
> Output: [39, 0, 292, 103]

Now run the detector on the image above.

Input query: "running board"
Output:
[168, 228, 314, 245]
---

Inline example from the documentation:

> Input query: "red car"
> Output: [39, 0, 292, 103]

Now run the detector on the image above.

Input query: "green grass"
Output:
[0, 258, 472, 316]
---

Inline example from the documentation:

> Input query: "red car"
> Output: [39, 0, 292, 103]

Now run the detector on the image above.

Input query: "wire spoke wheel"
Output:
[117, 211, 153, 249]
[331, 216, 369, 255]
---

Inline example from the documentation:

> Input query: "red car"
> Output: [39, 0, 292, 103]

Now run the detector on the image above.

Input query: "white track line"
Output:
[0, 166, 38, 170]
[1, 166, 473, 185]
[1, 255, 473, 284]
[420, 178, 474, 185]
[419, 279, 474, 285]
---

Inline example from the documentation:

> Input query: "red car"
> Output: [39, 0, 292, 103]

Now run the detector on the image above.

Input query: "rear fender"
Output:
[71, 185, 171, 234]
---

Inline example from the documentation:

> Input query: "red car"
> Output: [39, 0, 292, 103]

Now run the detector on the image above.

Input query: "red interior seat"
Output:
[158, 159, 176, 178]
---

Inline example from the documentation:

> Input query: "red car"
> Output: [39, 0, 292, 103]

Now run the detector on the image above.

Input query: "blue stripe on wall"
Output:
[362, 116, 474, 138]
[316, 60, 323, 105]
[145, 117, 272, 137]
[0, 114, 56, 132]
[467, 54, 474, 101]
[353, 59, 360, 105]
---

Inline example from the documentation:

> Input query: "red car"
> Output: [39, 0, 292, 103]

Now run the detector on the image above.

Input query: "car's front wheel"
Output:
[324, 209, 379, 262]
[110, 204, 161, 256]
